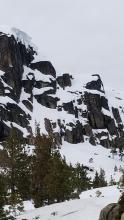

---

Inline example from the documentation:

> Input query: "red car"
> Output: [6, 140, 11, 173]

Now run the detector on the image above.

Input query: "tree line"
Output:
[1, 124, 124, 218]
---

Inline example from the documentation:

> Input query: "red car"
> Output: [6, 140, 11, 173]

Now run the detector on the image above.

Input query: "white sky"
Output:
[0, 0, 124, 90]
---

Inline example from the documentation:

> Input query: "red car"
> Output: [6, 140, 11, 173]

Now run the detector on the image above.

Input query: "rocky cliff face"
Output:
[0, 28, 124, 149]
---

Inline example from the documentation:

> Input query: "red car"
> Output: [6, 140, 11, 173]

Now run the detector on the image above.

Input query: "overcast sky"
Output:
[0, 0, 124, 90]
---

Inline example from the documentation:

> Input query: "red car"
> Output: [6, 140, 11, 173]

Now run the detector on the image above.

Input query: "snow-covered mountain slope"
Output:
[0, 28, 123, 148]
[0, 28, 123, 183]
[17, 186, 121, 220]
[60, 141, 124, 182]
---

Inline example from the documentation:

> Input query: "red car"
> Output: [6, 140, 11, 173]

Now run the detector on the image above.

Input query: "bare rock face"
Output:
[35, 94, 58, 109]
[57, 73, 72, 89]
[64, 121, 84, 144]
[84, 92, 109, 129]
[30, 61, 56, 78]
[0, 31, 58, 140]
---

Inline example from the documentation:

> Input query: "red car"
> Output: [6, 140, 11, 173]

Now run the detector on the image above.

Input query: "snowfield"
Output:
[17, 186, 121, 220]
[60, 141, 124, 182]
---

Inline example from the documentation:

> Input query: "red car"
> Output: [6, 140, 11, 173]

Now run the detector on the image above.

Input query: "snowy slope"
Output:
[60, 141, 124, 182]
[17, 186, 121, 220]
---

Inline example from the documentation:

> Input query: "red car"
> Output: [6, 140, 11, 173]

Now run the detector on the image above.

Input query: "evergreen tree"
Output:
[114, 165, 118, 172]
[93, 169, 107, 188]
[93, 171, 100, 188]
[4, 127, 31, 214]
[119, 148, 124, 161]
[118, 171, 124, 190]
[4, 128, 22, 211]
[119, 165, 124, 173]
[16, 147, 32, 200]
[73, 163, 91, 194]
[99, 168, 107, 187]
[109, 175, 116, 186]
[31, 130, 53, 207]
[0, 173, 7, 219]
[43, 152, 74, 204]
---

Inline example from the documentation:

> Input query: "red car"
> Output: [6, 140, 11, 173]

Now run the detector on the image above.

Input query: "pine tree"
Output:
[73, 163, 91, 194]
[118, 171, 124, 190]
[93, 169, 107, 188]
[114, 165, 118, 172]
[43, 152, 74, 204]
[93, 171, 100, 188]
[16, 146, 32, 201]
[3, 127, 32, 214]
[119, 148, 124, 161]
[119, 165, 124, 173]
[109, 175, 116, 186]
[99, 168, 107, 187]
[31, 129, 53, 207]
[0, 173, 7, 219]
[4, 128, 22, 211]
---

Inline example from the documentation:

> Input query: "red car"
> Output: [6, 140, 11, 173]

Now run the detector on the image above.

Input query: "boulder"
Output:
[57, 73, 72, 89]
[100, 138, 110, 148]
[63, 101, 75, 114]
[121, 213, 124, 220]
[99, 193, 124, 220]
[99, 203, 119, 220]
[85, 74, 105, 93]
